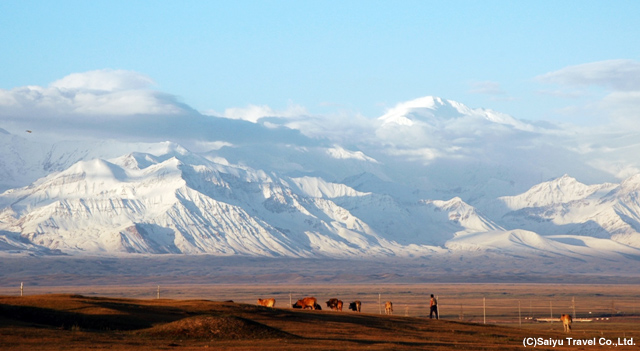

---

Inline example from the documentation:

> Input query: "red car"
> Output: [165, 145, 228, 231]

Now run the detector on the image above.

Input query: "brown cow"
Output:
[326, 298, 343, 311]
[257, 298, 276, 307]
[385, 301, 393, 315]
[561, 314, 572, 332]
[348, 300, 361, 312]
[292, 297, 318, 310]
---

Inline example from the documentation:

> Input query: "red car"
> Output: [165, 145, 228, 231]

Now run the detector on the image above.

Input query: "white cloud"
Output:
[212, 103, 307, 123]
[50, 69, 155, 92]
[0, 70, 200, 145]
[536, 59, 640, 91]
[536, 60, 640, 128]
[598, 91, 640, 126]
[219, 104, 277, 123]
[535, 89, 589, 99]
[0, 69, 184, 118]
[469, 81, 505, 95]
[282, 112, 378, 143]
[194, 140, 235, 152]
[383, 147, 442, 164]
[208, 102, 381, 146]
[468, 81, 517, 102]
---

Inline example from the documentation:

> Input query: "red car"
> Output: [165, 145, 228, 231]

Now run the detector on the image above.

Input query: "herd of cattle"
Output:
[258, 297, 574, 333]
[257, 296, 394, 314]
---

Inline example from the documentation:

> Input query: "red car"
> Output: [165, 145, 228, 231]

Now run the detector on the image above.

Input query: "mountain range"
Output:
[2, 96, 640, 273]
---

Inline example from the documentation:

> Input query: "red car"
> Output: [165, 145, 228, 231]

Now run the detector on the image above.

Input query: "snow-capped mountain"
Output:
[0, 143, 445, 257]
[498, 174, 617, 211]
[490, 175, 640, 247]
[3, 96, 640, 266]
[445, 229, 640, 262]
[378, 96, 531, 131]
[2, 141, 640, 261]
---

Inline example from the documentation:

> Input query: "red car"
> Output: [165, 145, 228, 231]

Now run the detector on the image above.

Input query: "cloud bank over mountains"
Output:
[0, 69, 185, 118]
[1, 62, 640, 188]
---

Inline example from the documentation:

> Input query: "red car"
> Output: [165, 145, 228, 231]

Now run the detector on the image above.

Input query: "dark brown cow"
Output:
[561, 314, 572, 332]
[292, 297, 318, 310]
[257, 298, 276, 307]
[348, 300, 361, 312]
[326, 298, 343, 311]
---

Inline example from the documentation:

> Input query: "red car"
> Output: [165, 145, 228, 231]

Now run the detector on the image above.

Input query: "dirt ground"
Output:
[1, 285, 639, 351]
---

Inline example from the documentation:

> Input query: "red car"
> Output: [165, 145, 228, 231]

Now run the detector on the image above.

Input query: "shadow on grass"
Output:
[0, 303, 151, 331]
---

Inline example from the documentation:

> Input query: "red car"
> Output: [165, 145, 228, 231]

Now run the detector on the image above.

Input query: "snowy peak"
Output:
[421, 197, 502, 236]
[378, 96, 525, 129]
[378, 96, 463, 126]
[499, 174, 616, 210]
[616, 173, 640, 194]
[290, 176, 369, 199]
[325, 146, 378, 163]
[112, 152, 158, 171]
[489, 173, 640, 248]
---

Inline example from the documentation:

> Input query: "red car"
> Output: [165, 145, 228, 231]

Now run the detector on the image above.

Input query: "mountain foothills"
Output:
[2, 96, 640, 267]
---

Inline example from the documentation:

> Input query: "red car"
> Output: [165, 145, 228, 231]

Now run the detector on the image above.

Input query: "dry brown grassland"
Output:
[0, 283, 638, 350]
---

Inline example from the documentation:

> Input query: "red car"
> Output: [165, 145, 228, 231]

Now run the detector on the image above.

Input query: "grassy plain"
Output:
[1, 284, 638, 350]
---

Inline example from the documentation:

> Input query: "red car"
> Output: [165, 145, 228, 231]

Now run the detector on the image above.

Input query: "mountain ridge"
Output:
[2, 143, 640, 262]
[2, 95, 640, 271]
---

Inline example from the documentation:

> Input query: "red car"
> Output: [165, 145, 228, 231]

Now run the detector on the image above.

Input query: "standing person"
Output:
[430, 294, 439, 319]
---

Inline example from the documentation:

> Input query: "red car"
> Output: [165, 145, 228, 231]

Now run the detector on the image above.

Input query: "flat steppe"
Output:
[1, 283, 638, 350]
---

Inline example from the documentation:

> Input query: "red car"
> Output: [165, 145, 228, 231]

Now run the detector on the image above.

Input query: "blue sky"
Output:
[1, 0, 640, 125]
